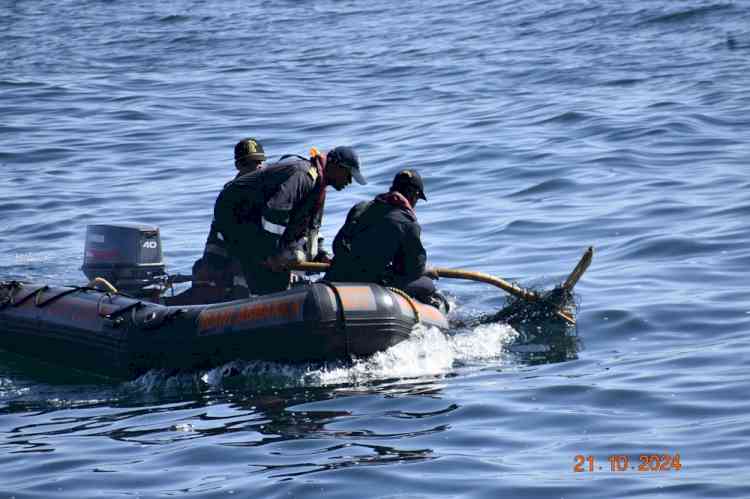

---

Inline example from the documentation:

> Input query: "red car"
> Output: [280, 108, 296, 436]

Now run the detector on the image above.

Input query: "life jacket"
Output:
[272, 149, 328, 257]
[308, 147, 328, 227]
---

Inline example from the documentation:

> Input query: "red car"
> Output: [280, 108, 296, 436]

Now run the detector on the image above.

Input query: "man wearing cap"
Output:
[325, 169, 440, 305]
[212, 145, 366, 295]
[189, 138, 268, 303]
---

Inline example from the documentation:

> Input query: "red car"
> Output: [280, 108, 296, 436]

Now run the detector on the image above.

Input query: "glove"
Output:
[266, 248, 304, 272]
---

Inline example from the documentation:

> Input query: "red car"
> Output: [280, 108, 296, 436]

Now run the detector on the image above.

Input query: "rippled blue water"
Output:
[2, 0, 750, 497]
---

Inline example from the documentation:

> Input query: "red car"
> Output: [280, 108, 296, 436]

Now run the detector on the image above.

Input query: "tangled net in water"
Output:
[454, 283, 582, 365]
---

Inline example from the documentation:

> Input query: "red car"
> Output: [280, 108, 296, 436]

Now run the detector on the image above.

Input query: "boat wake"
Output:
[127, 323, 520, 394]
[303, 323, 520, 386]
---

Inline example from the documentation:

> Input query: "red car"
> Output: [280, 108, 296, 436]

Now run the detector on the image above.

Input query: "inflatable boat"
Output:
[0, 279, 448, 379]
[0, 223, 587, 378]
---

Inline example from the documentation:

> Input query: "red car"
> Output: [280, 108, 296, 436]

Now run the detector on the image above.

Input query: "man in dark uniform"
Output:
[214, 145, 366, 295]
[325, 169, 441, 305]
[192, 138, 267, 301]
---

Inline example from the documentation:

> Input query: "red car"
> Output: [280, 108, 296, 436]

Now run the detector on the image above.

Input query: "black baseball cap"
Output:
[392, 169, 427, 201]
[329, 146, 366, 185]
[234, 137, 266, 162]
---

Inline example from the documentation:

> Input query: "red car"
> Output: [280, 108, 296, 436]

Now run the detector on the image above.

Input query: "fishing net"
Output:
[450, 279, 582, 365]
[494, 283, 582, 363]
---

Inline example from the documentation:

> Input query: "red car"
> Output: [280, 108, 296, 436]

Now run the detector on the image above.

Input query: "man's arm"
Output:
[395, 222, 427, 281]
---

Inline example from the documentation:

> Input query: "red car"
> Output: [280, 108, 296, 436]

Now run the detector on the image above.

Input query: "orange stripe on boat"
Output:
[415, 302, 449, 328]
[198, 297, 303, 333]
[393, 293, 415, 318]
[338, 286, 377, 311]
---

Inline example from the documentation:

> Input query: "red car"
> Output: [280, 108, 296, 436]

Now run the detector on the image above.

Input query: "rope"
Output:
[285, 249, 591, 326]
[388, 287, 420, 324]
[96, 292, 115, 317]
[11, 285, 49, 307]
[34, 287, 86, 308]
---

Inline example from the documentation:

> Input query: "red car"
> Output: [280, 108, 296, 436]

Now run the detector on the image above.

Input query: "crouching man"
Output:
[325, 169, 446, 309]
[214, 146, 366, 295]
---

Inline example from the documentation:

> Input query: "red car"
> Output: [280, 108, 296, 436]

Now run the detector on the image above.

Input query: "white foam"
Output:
[128, 322, 521, 392]
[0, 377, 31, 399]
[306, 323, 519, 386]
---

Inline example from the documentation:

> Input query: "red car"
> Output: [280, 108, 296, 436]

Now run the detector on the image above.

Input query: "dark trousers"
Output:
[193, 253, 234, 289]
[240, 260, 290, 295]
[394, 275, 437, 303]
[325, 266, 437, 304]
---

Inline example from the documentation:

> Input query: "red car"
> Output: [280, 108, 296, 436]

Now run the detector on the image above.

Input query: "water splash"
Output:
[0, 376, 31, 400]
[127, 323, 520, 393]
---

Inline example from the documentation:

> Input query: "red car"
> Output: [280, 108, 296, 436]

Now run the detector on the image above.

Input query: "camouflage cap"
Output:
[234, 137, 266, 162]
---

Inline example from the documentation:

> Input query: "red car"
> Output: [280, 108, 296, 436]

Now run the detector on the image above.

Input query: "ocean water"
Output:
[2, 0, 750, 497]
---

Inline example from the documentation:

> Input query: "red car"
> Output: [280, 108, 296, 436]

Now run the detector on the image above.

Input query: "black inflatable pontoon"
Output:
[0, 280, 448, 379]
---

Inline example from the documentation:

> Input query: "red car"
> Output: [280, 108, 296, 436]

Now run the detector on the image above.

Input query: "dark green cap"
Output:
[234, 137, 266, 162]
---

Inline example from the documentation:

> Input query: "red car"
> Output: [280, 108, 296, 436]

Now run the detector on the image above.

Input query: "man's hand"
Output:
[265, 248, 304, 272]
[313, 248, 332, 264]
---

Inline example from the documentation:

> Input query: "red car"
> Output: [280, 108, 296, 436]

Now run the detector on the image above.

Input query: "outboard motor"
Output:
[82, 223, 167, 296]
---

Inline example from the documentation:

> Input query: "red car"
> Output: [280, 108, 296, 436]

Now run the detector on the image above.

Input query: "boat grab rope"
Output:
[95, 291, 150, 326]
[105, 301, 145, 320]
[387, 287, 421, 324]
[2, 283, 98, 309]
[34, 287, 89, 308]
[96, 292, 116, 318]
[10, 285, 50, 308]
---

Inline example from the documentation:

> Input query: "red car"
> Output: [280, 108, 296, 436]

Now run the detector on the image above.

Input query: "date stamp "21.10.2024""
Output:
[574, 454, 682, 473]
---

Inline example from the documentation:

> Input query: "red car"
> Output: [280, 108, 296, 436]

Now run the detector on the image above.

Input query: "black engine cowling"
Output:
[82, 223, 166, 295]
